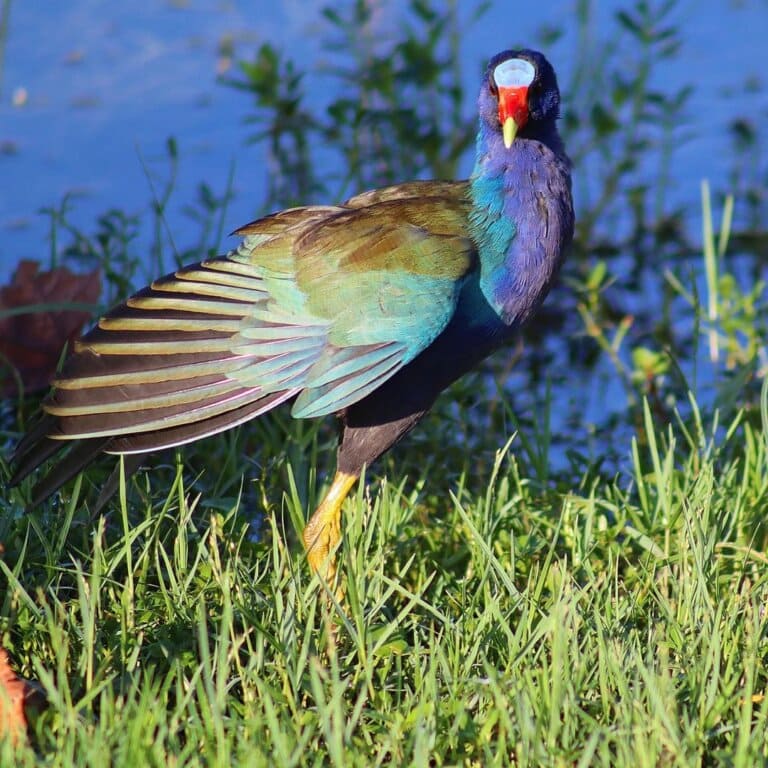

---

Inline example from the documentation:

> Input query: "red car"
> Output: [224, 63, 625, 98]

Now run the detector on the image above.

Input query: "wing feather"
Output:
[13, 183, 478, 502]
[107, 390, 298, 454]
[293, 347, 406, 418]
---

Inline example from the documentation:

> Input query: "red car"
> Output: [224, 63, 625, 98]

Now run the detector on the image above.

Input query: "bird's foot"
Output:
[302, 471, 358, 600]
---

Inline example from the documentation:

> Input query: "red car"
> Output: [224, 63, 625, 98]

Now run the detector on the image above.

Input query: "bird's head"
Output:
[479, 49, 561, 148]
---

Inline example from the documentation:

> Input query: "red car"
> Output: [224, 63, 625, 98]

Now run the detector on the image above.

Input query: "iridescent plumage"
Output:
[11, 48, 574, 589]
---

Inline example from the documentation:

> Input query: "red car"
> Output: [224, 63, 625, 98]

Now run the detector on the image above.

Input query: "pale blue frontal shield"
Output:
[493, 58, 535, 89]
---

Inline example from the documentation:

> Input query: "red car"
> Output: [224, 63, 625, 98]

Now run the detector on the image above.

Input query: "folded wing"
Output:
[12, 181, 476, 499]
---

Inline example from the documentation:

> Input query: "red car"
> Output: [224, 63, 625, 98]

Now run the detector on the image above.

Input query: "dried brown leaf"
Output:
[0, 648, 45, 745]
[0, 260, 100, 397]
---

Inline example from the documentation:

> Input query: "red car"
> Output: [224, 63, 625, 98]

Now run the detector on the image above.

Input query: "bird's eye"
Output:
[489, 79, 499, 98]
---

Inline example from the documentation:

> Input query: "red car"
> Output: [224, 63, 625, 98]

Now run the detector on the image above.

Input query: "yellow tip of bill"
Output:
[503, 116, 519, 149]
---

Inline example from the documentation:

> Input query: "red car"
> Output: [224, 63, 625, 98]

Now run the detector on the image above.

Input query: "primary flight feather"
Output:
[11, 48, 574, 588]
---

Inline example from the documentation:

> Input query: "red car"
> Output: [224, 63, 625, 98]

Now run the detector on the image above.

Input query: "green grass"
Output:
[2, 376, 768, 765]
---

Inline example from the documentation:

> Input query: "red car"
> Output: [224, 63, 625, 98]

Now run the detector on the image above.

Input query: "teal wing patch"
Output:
[230, 189, 476, 418]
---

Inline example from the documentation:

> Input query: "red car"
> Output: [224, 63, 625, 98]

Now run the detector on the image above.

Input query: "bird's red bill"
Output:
[498, 86, 529, 132]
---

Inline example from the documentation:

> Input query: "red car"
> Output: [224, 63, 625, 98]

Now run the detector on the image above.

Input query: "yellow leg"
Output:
[302, 471, 358, 590]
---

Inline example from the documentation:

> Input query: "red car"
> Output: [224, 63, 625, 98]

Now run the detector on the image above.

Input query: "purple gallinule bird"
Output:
[11, 49, 573, 590]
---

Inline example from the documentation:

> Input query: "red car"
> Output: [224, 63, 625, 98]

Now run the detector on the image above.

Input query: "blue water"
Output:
[2, 1, 766, 282]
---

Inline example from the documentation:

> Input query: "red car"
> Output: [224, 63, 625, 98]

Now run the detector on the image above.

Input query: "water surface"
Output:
[2, 1, 766, 281]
